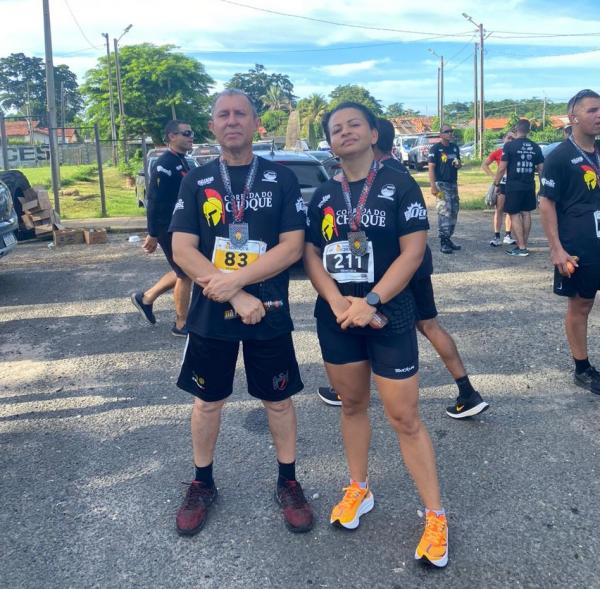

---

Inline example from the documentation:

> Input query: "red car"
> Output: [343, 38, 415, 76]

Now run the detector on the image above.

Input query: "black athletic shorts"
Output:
[316, 321, 418, 380]
[177, 332, 303, 402]
[497, 183, 506, 196]
[410, 276, 438, 321]
[504, 187, 536, 215]
[553, 264, 600, 300]
[156, 230, 186, 279]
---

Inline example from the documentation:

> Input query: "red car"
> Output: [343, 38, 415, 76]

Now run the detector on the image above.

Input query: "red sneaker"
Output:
[275, 480, 315, 533]
[175, 481, 218, 536]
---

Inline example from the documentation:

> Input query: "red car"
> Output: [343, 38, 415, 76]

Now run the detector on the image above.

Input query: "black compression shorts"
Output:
[553, 264, 600, 300]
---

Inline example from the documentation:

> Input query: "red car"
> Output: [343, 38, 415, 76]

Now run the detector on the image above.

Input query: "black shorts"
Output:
[553, 264, 600, 300]
[157, 231, 186, 279]
[410, 276, 438, 321]
[177, 332, 303, 402]
[316, 321, 418, 380]
[504, 188, 536, 214]
[497, 183, 506, 196]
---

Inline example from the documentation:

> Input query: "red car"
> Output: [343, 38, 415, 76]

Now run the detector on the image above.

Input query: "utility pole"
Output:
[102, 33, 118, 165]
[436, 66, 441, 122]
[60, 80, 66, 145]
[114, 26, 132, 164]
[473, 43, 479, 156]
[463, 13, 485, 158]
[42, 0, 61, 212]
[542, 95, 547, 129]
[428, 48, 444, 130]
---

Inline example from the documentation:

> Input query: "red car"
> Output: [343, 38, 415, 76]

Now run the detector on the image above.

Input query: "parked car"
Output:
[407, 134, 441, 170]
[394, 135, 419, 164]
[459, 142, 475, 159]
[191, 143, 221, 166]
[135, 151, 199, 208]
[0, 178, 19, 259]
[541, 142, 561, 158]
[259, 150, 329, 204]
[305, 150, 340, 178]
[0, 169, 32, 243]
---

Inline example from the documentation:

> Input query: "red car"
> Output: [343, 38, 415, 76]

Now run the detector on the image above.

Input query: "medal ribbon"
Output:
[340, 159, 379, 232]
[569, 136, 600, 175]
[219, 156, 259, 223]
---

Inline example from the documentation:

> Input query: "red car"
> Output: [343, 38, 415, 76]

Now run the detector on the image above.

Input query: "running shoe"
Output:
[447, 239, 462, 251]
[175, 480, 218, 536]
[317, 386, 342, 406]
[505, 247, 529, 257]
[503, 234, 516, 245]
[171, 323, 189, 338]
[574, 366, 600, 395]
[275, 480, 314, 533]
[415, 511, 449, 568]
[446, 390, 490, 419]
[330, 482, 374, 530]
[489, 237, 501, 247]
[130, 291, 156, 324]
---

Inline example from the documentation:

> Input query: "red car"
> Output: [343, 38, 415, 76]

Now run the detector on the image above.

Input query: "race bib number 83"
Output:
[323, 241, 374, 283]
[212, 236, 266, 272]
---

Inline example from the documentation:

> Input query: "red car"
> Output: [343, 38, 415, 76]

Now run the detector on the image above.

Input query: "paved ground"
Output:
[2, 210, 600, 589]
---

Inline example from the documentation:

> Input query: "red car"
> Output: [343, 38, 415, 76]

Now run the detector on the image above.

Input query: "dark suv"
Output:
[408, 134, 441, 170]
[0, 175, 20, 258]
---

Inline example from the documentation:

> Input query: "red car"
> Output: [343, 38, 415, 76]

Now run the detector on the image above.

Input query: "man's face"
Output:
[440, 128, 453, 142]
[209, 94, 258, 150]
[168, 123, 194, 152]
[571, 97, 600, 137]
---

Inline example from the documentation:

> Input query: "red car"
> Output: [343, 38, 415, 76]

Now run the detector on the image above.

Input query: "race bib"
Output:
[594, 211, 600, 238]
[323, 240, 374, 283]
[212, 236, 266, 272]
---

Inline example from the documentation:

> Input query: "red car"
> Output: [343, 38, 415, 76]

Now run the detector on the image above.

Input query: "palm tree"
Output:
[299, 93, 328, 148]
[260, 86, 291, 112]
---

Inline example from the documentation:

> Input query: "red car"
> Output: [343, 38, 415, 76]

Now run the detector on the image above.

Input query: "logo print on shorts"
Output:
[202, 188, 225, 226]
[581, 165, 598, 190]
[272, 371, 289, 391]
[321, 206, 338, 241]
[192, 373, 205, 390]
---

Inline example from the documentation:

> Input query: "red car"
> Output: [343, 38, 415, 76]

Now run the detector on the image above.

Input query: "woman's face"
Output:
[327, 108, 378, 159]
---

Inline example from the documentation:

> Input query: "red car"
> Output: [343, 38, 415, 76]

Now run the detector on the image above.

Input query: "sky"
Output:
[1, 0, 600, 115]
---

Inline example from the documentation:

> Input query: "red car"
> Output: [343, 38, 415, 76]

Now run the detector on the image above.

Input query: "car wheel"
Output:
[0, 170, 35, 240]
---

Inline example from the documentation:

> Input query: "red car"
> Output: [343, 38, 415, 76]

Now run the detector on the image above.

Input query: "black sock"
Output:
[277, 460, 296, 486]
[574, 357, 591, 374]
[495, 232, 500, 238]
[456, 375, 476, 398]
[506, 232, 512, 237]
[194, 463, 214, 486]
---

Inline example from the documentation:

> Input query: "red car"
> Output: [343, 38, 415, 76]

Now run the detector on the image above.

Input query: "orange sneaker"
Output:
[330, 482, 374, 529]
[415, 510, 449, 567]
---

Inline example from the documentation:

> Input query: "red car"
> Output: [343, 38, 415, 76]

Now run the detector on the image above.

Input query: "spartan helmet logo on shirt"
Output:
[202, 188, 225, 226]
[321, 206, 338, 241]
[441, 152, 448, 163]
[581, 165, 598, 190]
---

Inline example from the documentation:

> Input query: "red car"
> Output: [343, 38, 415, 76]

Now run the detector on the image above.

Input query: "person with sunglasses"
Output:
[428, 126, 462, 254]
[305, 102, 449, 568]
[539, 89, 600, 395]
[131, 120, 194, 336]
[481, 131, 517, 247]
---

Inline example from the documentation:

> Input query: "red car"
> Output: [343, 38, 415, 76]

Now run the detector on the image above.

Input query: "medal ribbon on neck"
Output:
[219, 155, 259, 222]
[340, 159, 379, 232]
[569, 136, 600, 175]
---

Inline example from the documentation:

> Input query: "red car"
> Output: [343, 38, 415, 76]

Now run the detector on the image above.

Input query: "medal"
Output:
[347, 231, 368, 256]
[219, 156, 259, 247]
[340, 160, 379, 256]
[229, 223, 249, 247]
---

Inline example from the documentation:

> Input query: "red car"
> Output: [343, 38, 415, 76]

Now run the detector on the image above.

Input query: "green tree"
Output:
[226, 64, 295, 115]
[328, 85, 383, 115]
[260, 109, 289, 135]
[385, 102, 405, 117]
[260, 86, 291, 112]
[81, 44, 214, 144]
[297, 93, 328, 147]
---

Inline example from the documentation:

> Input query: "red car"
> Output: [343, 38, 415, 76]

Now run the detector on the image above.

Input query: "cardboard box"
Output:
[53, 228, 84, 246]
[83, 228, 107, 245]
[35, 224, 54, 237]
[35, 189, 52, 210]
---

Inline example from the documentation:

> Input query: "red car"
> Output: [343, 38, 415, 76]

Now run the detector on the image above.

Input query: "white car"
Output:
[394, 135, 419, 164]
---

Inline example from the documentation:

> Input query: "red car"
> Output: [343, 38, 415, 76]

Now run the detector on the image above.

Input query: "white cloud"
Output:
[318, 58, 390, 77]
[488, 50, 600, 70]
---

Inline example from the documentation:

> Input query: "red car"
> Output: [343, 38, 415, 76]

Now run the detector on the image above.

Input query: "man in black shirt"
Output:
[539, 89, 600, 395]
[318, 118, 489, 418]
[169, 89, 314, 536]
[130, 120, 193, 336]
[428, 125, 462, 254]
[493, 119, 544, 256]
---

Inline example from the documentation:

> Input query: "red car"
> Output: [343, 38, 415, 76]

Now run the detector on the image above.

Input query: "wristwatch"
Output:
[365, 291, 382, 309]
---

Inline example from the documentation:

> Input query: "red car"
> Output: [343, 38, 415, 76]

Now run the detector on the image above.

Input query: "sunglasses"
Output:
[441, 129, 453, 134]
[175, 130, 194, 138]
[568, 89, 599, 114]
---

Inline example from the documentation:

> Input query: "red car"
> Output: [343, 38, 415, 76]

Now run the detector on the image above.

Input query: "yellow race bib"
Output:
[212, 236, 266, 272]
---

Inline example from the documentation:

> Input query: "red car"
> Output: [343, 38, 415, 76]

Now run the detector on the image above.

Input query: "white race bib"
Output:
[212, 236, 266, 272]
[323, 240, 374, 283]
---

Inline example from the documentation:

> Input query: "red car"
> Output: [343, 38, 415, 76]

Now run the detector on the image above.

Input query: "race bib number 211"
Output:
[323, 241, 375, 283]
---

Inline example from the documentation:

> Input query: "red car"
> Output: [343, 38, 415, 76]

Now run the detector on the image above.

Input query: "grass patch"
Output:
[18, 164, 144, 219]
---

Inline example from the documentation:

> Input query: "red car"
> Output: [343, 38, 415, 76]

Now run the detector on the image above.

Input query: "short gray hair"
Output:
[211, 89, 257, 118]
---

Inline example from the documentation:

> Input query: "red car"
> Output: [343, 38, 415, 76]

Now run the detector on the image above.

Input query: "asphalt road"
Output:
[1, 211, 599, 589]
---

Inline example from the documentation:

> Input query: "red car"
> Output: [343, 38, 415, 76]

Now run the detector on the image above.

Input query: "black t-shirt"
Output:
[380, 157, 432, 279]
[147, 150, 190, 237]
[428, 142, 460, 183]
[306, 163, 430, 334]
[501, 137, 544, 191]
[539, 139, 600, 264]
[169, 157, 306, 340]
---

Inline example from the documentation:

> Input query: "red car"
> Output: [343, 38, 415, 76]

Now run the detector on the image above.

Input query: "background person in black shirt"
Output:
[318, 118, 488, 419]
[493, 119, 544, 256]
[428, 125, 462, 254]
[539, 89, 600, 395]
[130, 120, 193, 336]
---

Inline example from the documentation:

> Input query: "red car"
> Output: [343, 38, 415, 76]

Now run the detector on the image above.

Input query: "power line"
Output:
[62, 0, 102, 50]
[445, 35, 477, 65]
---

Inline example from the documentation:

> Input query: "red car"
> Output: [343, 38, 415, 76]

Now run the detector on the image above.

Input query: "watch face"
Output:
[367, 292, 380, 306]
